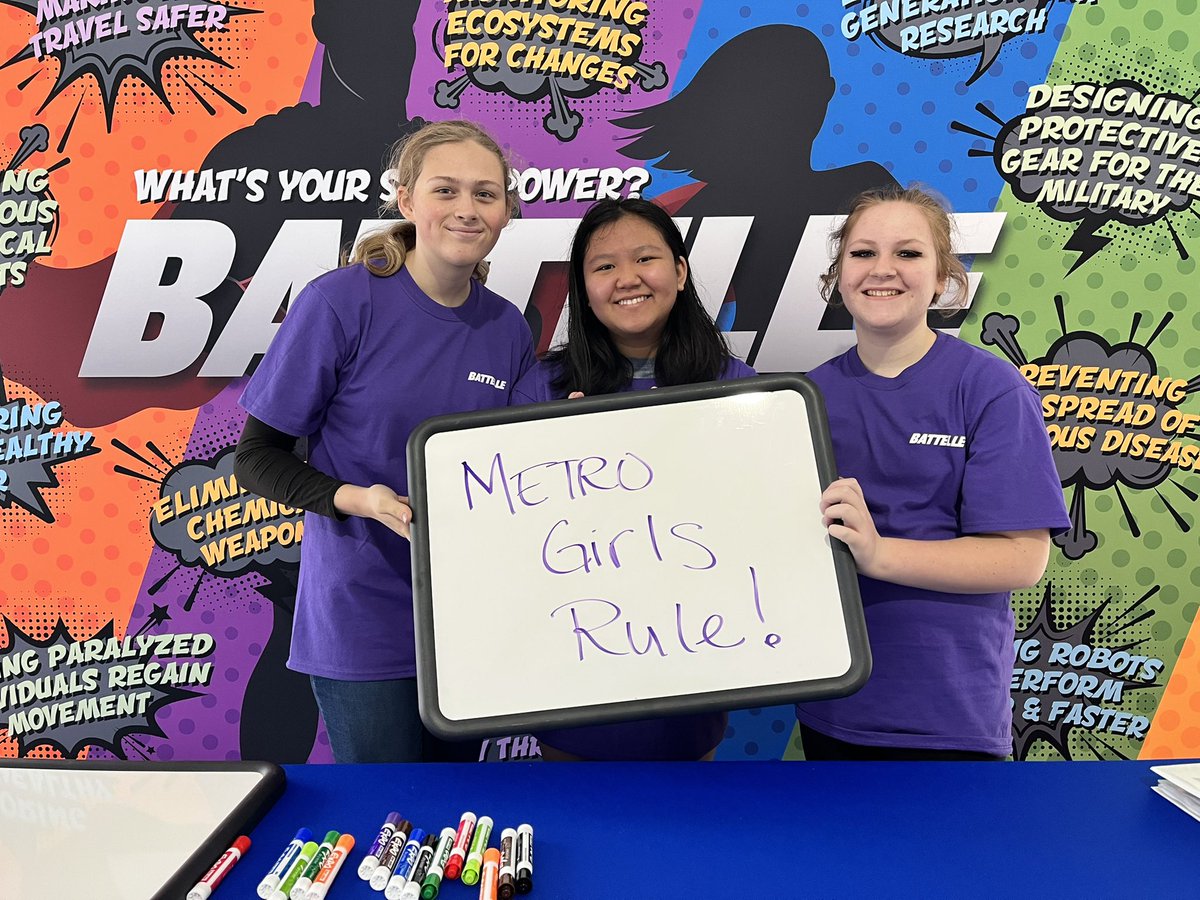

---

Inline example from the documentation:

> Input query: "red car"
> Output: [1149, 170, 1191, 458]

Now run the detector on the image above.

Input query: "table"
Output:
[212, 759, 1196, 898]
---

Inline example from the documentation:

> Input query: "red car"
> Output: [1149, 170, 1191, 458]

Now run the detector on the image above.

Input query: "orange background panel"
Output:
[0, 1, 316, 266]
[0, 381, 197, 645]
[1141, 619, 1200, 760]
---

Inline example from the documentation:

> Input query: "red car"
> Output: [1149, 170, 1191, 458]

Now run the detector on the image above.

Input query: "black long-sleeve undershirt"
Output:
[233, 415, 346, 519]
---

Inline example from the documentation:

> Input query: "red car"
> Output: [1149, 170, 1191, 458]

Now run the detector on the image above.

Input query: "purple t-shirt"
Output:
[513, 354, 756, 760]
[796, 332, 1069, 755]
[239, 264, 533, 680]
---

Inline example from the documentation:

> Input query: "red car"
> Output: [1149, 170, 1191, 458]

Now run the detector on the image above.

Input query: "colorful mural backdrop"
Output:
[1, 0, 1196, 764]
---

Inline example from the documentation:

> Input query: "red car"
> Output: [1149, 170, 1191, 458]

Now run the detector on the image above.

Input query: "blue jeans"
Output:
[309, 676, 479, 763]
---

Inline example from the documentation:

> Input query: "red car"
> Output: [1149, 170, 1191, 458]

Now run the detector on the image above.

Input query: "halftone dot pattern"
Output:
[0, 1, 316, 268]
[715, 706, 795, 760]
[602, 2, 1071, 211]
[0, 603, 115, 759]
[118, 380, 309, 762]
[1016, 4, 1200, 271]
[409, 1, 699, 216]
[0, 386, 190, 624]
[0, 392, 194, 758]
[967, 196, 1198, 761]
[1143, 613, 1200, 759]
[1013, 569, 1165, 761]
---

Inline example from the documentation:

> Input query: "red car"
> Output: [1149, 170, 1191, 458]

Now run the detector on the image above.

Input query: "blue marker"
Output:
[257, 829, 312, 899]
[385, 827, 427, 898]
[394, 833, 437, 900]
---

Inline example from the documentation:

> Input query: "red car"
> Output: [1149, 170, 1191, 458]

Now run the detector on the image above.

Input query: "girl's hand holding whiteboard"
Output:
[335, 483, 414, 539]
[820, 477, 881, 576]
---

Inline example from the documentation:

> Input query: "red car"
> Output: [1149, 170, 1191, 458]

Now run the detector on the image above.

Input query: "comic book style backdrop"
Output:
[1, 0, 1197, 764]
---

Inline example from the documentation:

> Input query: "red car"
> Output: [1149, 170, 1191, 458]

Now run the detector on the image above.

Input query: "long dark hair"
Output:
[545, 198, 732, 396]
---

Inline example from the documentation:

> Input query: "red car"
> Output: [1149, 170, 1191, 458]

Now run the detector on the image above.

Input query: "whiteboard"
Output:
[408, 375, 869, 739]
[0, 759, 283, 899]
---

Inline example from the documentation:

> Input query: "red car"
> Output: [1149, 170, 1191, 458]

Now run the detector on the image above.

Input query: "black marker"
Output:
[514, 823, 533, 895]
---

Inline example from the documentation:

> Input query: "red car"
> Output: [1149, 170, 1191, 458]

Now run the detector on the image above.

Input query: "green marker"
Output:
[292, 830, 339, 899]
[420, 827, 457, 900]
[268, 840, 317, 900]
[460, 815, 493, 886]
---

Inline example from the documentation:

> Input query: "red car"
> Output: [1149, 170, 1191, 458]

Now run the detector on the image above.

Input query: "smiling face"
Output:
[837, 200, 947, 342]
[582, 214, 687, 358]
[397, 139, 510, 282]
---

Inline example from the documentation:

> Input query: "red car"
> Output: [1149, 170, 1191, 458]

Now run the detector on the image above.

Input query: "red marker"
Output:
[444, 811, 477, 881]
[187, 835, 251, 900]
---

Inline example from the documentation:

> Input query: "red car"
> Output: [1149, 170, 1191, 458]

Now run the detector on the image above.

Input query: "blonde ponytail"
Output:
[346, 119, 513, 284]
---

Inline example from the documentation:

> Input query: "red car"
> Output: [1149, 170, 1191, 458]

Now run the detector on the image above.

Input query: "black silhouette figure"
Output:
[174, 0, 424, 358]
[616, 25, 899, 359]
[174, 0, 425, 764]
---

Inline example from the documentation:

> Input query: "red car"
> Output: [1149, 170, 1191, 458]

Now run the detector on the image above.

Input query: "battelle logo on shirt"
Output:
[909, 432, 966, 448]
[468, 371, 508, 390]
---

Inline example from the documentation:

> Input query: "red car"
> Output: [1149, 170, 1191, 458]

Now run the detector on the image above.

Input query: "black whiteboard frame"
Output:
[408, 374, 869, 739]
[0, 758, 285, 899]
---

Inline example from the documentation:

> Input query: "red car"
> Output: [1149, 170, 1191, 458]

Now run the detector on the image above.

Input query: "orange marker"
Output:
[478, 848, 500, 900]
[306, 833, 355, 900]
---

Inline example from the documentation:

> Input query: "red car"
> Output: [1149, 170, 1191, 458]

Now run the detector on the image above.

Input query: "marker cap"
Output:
[514, 824, 533, 894]
[261, 828, 314, 898]
[370, 864, 395, 891]
[359, 813, 402, 880]
[462, 814, 493, 885]
[280, 841, 319, 897]
[188, 836, 251, 900]
[461, 860, 482, 886]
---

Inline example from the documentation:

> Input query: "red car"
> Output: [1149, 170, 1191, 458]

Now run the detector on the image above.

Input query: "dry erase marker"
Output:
[461, 815, 493, 886]
[478, 848, 501, 900]
[385, 827, 427, 898]
[514, 824, 533, 894]
[497, 828, 516, 900]
[370, 820, 414, 890]
[305, 832, 355, 900]
[270, 840, 318, 900]
[359, 813, 402, 880]
[444, 811, 477, 881]
[419, 826, 457, 900]
[259, 829, 312, 899]
[396, 832, 438, 900]
[291, 830, 339, 900]
[187, 835, 250, 900]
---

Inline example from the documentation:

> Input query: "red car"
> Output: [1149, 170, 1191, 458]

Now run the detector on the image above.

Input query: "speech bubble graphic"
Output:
[0, 370, 99, 522]
[971, 80, 1200, 272]
[0, 0, 255, 130]
[981, 301, 1199, 560]
[0, 124, 58, 293]
[0, 618, 214, 758]
[840, 0, 1053, 85]
[147, 445, 304, 578]
[434, 0, 669, 141]
[1011, 584, 1162, 760]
